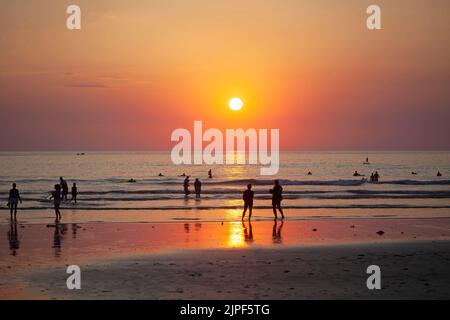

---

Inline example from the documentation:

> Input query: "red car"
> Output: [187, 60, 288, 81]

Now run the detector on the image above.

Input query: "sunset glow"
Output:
[0, 0, 449, 151]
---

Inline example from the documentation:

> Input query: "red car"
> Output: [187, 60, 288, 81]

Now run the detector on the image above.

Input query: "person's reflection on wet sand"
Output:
[7, 222, 20, 256]
[52, 223, 68, 257]
[71, 223, 78, 239]
[242, 221, 254, 243]
[272, 220, 284, 244]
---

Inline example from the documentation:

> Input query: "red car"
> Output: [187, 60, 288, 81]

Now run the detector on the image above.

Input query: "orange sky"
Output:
[0, 0, 449, 150]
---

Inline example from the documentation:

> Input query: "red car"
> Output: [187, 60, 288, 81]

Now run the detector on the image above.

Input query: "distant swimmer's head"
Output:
[247, 184, 252, 190]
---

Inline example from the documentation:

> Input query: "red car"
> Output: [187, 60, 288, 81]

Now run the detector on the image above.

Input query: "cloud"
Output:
[65, 82, 109, 88]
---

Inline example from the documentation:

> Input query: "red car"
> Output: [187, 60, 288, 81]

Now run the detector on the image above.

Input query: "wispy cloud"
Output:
[65, 83, 109, 88]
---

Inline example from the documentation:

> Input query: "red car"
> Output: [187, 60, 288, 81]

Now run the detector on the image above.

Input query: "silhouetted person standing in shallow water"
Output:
[242, 184, 254, 220]
[50, 184, 62, 221]
[373, 171, 380, 182]
[208, 169, 213, 179]
[194, 178, 202, 198]
[60, 177, 69, 201]
[271, 180, 285, 220]
[71, 183, 78, 204]
[183, 176, 190, 197]
[8, 183, 22, 221]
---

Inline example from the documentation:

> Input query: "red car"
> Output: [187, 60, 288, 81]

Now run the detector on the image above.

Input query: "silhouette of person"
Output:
[7, 222, 20, 256]
[370, 173, 374, 182]
[243, 221, 254, 242]
[271, 180, 284, 220]
[8, 183, 22, 221]
[437, 171, 442, 177]
[158, 173, 164, 177]
[183, 176, 190, 196]
[50, 184, 62, 221]
[272, 219, 284, 244]
[374, 171, 380, 182]
[242, 184, 254, 220]
[354, 171, 363, 177]
[71, 183, 78, 203]
[60, 177, 69, 201]
[208, 169, 213, 179]
[194, 178, 202, 198]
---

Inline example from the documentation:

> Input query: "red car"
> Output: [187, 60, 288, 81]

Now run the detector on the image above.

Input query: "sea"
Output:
[1, 151, 449, 223]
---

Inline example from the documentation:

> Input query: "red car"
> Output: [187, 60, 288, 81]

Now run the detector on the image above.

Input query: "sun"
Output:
[228, 97, 243, 111]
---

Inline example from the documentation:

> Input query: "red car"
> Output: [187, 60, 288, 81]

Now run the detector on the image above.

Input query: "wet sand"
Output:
[1, 219, 450, 299]
[2, 207, 450, 225]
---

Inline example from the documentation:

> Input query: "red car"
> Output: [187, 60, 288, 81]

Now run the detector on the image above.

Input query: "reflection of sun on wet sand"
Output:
[1, 219, 450, 299]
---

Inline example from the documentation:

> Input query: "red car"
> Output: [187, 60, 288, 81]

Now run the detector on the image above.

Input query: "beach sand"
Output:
[1, 218, 450, 299]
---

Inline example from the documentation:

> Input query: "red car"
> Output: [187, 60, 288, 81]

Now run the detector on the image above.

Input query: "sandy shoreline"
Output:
[22, 241, 450, 299]
[1, 219, 450, 299]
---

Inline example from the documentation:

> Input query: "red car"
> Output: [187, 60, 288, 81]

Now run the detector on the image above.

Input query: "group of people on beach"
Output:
[242, 180, 285, 221]
[49, 177, 78, 222]
[182, 176, 204, 199]
[5, 166, 445, 223]
[179, 169, 213, 198]
[7, 177, 78, 222]
[353, 170, 380, 182]
[181, 175, 285, 221]
[369, 171, 380, 183]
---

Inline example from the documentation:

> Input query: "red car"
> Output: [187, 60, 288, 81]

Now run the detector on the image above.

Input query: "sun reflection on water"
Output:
[226, 221, 246, 248]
